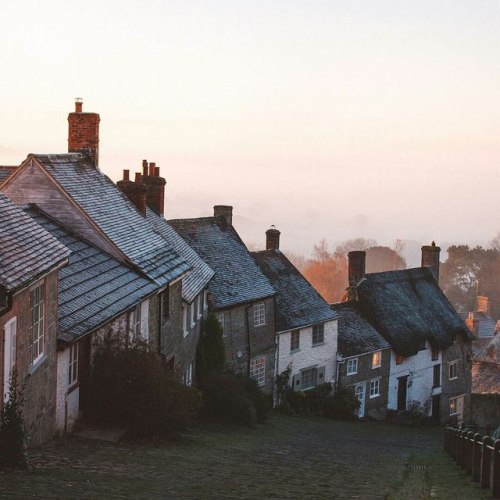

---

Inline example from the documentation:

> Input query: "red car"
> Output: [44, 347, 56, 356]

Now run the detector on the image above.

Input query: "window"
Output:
[29, 282, 45, 365]
[312, 324, 324, 345]
[372, 351, 381, 369]
[301, 368, 316, 390]
[449, 360, 458, 380]
[449, 395, 464, 420]
[68, 343, 79, 387]
[347, 358, 358, 375]
[290, 330, 300, 352]
[433, 364, 441, 388]
[369, 378, 380, 398]
[217, 313, 225, 337]
[190, 301, 196, 327]
[396, 354, 404, 365]
[197, 294, 203, 319]
[182, 304, 188, 336]
[254, 303, 266, 327]
[250, 356, 266, 386]
[3, 318, 16, 402]
[184, 363, 193, 387]
[203, 290, 209, 310]
[130, 304, 141, 340]
[160, 289, 169, 321]
[431, 346, 439, 361]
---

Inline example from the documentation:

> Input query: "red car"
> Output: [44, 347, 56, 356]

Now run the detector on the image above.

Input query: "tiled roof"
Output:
[474, 334, 500, 363]
[251, 249, 336, 332]
[472, 361, 500, 394]
[0, 193, 69, 292]
[146, 209, 214, 303]
[331, 301, 390, 358]
[169, 217, 275, 309]
[460, 311, 496, 338]
[32, 154, 190, 287]
[25, 206, 159, 342]
[353, 268, 474, 357]
[0, 166, 17, 184]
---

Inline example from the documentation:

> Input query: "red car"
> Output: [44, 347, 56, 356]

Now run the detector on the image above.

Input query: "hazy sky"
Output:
[2, 1, 500, 264]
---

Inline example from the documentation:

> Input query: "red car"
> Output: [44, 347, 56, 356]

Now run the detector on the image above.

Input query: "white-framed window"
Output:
[29, 282, 45, 365]
[184, 363, 193, 386]
[197, 294, 203, 319]
[250, 356, 266, 386]
[254, 303, 266, 327]
[449, 395, 464, 421]
[301, 368, 316, 390]
[372, 351, 381, 369]
[130, 304, 141, 340]
[449, 360, 458, 380]
[312, 324, 324, 345]
[217, 313, 226, 337]
[68, 343, 79, 387]
[290, 330, 300, 352]
[190, 301, 196, 327]
[347, 358, 358, 375]
[3, 317, 17, 402]
[183, 304, 189, 336]
[369, 378, 380, 398]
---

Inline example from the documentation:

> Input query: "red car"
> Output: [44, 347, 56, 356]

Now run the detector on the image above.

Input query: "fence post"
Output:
[493, 440, 500, 498]
[472, 433, 481, 482]
[481, 436, 492, 489]
[466, 431, 474, 475]
[461, 430, 468, 470]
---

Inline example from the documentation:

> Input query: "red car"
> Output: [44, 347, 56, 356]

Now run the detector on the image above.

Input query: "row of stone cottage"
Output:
[0, 101, 473, 447]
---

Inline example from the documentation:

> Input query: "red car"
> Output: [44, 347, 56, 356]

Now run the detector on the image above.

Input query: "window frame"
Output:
[371, 351, 382, 369]
[346, 358, 358, 376]
[312, 323, 324, 346]
[68, 342, 79, 387]
[254, 303, 266, 327]
[448, 360, 458, 380]
[433, 363, 441, 388]
[130, 303, 141, 340]
[250, 356, 266, 386]
[182, 304, 189, 337]
[217, 313, 226, 337]
[290, 330, 300, 352]
[29, 281, 45, 366]
[301, 368, 317, 390]
[369, 378, 380, 398]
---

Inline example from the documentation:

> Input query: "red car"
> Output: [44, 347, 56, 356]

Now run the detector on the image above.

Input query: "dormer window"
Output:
[372, 351, 381, 369]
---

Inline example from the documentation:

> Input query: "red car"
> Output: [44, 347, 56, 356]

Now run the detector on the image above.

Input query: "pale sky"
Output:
[1, 1, 500, 265]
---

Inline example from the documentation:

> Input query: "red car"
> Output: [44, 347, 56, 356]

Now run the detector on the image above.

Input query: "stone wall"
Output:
[470, 394, 500, 429]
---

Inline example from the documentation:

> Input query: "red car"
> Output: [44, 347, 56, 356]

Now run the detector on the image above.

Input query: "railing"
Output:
[444, 425, 500, 498]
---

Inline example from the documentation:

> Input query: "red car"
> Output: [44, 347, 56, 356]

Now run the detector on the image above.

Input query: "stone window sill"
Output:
[28, 354, 47, 376]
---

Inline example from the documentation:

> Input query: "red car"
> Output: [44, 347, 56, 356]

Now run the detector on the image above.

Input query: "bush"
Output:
[0, 371, 27, 469]
[84, 336, 202, 438]
[323, 387, 360, 420]
[196, 313, 225, 385]
[200, 372, 271, 426]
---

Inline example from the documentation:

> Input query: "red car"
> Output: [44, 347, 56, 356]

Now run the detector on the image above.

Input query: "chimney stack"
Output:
[68, 98, 100, 167]
[214, 205, 233, 226]
[348, 251, 366, 286]
[141, 160, 166, 215]
[465, 312, 479, 338]
[421, 241, 441, 282]
[117, 169, 147, 215]
[476, 295, 491, 316]
[266, 225, 280, 250]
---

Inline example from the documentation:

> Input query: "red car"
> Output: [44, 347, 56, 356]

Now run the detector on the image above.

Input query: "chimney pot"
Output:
[154, 166, 160, 177]
[348, 251, 366, 286]
[421, 242, 441, 282]
[135, 172, 142, 184]
[75, 98, 83, 113]
[476, 296, 491, 316]
[266, 225, 281, 250]
[149, 162, 155, 177]
[123, 169, 129, 181]
[142, 159, 148, 169]
[214, 205, 233, 226]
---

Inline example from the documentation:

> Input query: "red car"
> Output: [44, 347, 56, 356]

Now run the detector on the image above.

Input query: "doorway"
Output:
[397, 376, 408, 412]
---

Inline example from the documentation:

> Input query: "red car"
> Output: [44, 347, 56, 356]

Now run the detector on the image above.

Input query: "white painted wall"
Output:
[388, 341, 442, 415]
[277, 319, 338, 387]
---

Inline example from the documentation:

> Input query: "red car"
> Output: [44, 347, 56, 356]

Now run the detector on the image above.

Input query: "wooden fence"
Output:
[444, 425, 500, 498]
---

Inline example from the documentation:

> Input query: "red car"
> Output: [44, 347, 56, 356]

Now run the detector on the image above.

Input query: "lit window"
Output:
[250, 356, 266, 386]
[290, 330, 300, 352]
[449, 395, 464, 419]
[29, 282, 45, 365]
[312, 324, 324, 345]
[68, 343, 79, 387]
[448, 360, 458, 380]
[254, 303, 266, 327]
[396, 354, 404, 365]
[301, 368, 316, 390]
[372, 351, 381, 369]
[369, 378, 380, 398]
[347, 358, 358, 375]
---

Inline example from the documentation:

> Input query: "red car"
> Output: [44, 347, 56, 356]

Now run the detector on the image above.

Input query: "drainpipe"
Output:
[336, 353, 345, 391]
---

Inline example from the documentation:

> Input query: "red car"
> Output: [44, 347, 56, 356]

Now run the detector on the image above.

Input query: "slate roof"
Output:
[0, 166, 17, 184]
[251, 249, 337, 332]
[30, 154, 190, 287]
[331, 301, 391, 358]
[146, 209, 214, 303]
[25, 206, 159, 342]
[169, 217, 275, 309]
[460, 311, 496, 338]
[353, 267, 474, 357]
[0, 193, 69, 292]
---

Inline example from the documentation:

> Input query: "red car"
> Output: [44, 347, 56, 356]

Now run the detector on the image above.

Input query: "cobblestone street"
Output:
[0, 415, 488, 499]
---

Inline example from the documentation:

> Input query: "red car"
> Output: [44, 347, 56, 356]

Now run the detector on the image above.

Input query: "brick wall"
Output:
[470, 394, 500, 429]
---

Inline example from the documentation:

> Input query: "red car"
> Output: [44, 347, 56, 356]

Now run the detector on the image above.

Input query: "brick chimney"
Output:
[465, 312, 479, 338]
[214, 205, 233, 226]
[142, 160, 167, 216]
[68, 98, 100, 167]
[421, 241, 441, 282]
[117, 169, 147, 215]
[348, 251, 366, 286]
[476, 295, 491, 316]
[266, 225, 280, 250]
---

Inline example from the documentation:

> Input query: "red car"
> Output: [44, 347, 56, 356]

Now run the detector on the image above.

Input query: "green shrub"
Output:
[196, 313, 225, 385]
[200, 372, 270, 426]
[324, 387, 360, 420]
[0, 371, 27, 469]
[85, 336, 202, 438]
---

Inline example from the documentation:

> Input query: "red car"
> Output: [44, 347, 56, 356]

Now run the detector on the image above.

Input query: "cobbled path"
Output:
[0, 415, 442, 499]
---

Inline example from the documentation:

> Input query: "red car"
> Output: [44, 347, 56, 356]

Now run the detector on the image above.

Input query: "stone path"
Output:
[0, 415, 448, 499]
